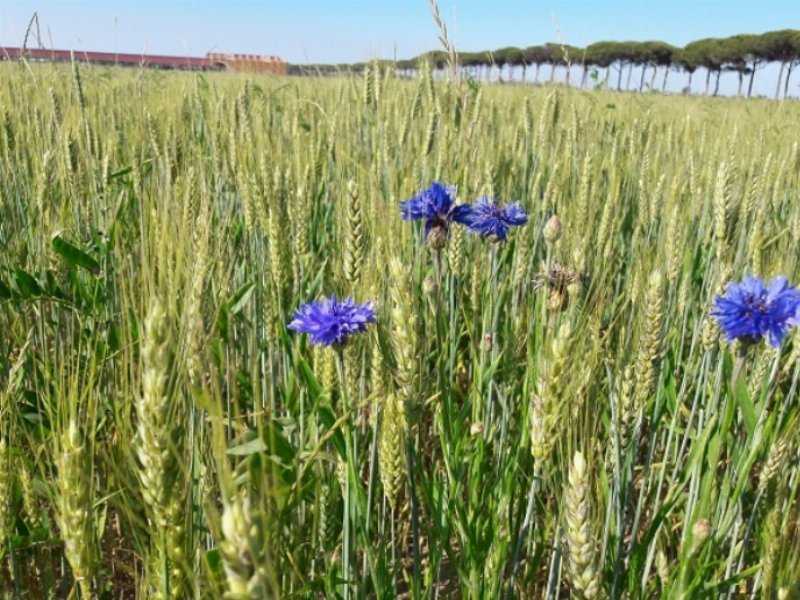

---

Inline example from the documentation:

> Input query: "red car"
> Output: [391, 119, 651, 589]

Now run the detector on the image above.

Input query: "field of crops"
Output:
[1, 60, 800, 598]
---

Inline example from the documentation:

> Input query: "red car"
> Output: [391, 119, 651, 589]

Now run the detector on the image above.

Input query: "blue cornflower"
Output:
[400, 182, 472, 247]
[288, 295, 376, 347]
[711, 276, 800, 348]
[464, 197, 528, 241]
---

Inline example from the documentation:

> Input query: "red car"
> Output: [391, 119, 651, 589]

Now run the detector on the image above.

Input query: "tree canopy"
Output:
[291, 29, 800, 98]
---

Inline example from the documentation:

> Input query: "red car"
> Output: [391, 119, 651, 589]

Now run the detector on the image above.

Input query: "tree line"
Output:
[289, 29, 800, 99]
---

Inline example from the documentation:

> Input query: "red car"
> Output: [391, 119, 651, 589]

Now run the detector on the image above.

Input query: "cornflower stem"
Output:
[732, 343, 749, 392]
[433, 247, 443, 289]
[447, 269, 458, 431]
[484, 242, 499, 433]
[335, 350, 357, 600]
[362, 409, 379, 592]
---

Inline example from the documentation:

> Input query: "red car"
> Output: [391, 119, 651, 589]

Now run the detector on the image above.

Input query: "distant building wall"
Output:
[0, 47, 286, 74]
[206, 53, 286, 75]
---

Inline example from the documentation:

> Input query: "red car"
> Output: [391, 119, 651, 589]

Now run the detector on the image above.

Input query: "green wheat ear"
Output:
[55, 420, 95, 599]
[136, 299, 187, 597]
[389, 258, 419, 412]
[634, 270, 664, 412]
[344, 178, 365, 292]
[565, 451, 601, 600]
[531, 322, 571, 472]
[219, 491, 272, 598]
[379, 393, 405, 509]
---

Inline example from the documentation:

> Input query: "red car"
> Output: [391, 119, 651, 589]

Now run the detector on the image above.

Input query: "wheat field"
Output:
[0, 59, 800, 598]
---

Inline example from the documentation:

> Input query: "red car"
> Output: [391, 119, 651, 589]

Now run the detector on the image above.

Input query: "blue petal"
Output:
[287, 295, 376, 346]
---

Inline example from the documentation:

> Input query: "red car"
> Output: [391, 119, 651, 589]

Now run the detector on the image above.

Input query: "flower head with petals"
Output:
[288, 295, 376, 347]
[711, 275, 800, 348]
[400, 182, 472, 243]
[464, 197, 528, 241]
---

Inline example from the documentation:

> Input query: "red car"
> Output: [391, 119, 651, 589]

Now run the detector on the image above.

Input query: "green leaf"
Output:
[682, 413, 717, 482]
[317, 405, 346, 459]
[107, 321, 121, 353]
[228, 281, 255, 315]
[216, 302, 230, 342]
[227, 436, 268, 456]
[13, 269, 42, 298]
[51, 234, 101, 275]
[298, 360, 323, 402]
[107, 165, 133, 181]
[0, 277, 10, 300]
[704, 565, 760, 593]
[203, 549, 224, 575]
[228, 422, 296, 466]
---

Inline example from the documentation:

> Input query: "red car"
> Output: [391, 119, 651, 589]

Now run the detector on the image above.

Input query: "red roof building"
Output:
[0, 47, 286, 74]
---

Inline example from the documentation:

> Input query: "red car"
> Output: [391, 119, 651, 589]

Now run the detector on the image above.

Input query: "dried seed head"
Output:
[547, 289, 567, 312]
[566, 281, 583, 300]
[692, 518, 712, 546]
[422, 276, 436, 295]
[655, 548, 669, 584]
[483, 332, 494, 352]
[456, 360, 470, 394]
[535, 261, 585, 295]
[543, 214, 563, 244]
[426, 224, 448, 250]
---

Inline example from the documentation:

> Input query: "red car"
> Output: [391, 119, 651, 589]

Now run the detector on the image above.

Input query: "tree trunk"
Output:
[748, 62, 757, 97]
[581, 64, 588, 88]
[639, 64, 647, 92]
[776, 60, 786, 99]
[713, 69, 721, 96]
[534, 63, 540, 83]
[704, 68, 711, 95]
[662, 66, 670, 92]
[604, 66, 610, 86]
[784, 61, 796, 98]
[549, 64, 556, 83]
[626, 62, 634, 90]
[737, 71, 743, 96]
[617, 63, 624, 90]
[687, 70, 693, 93]
[650, 64, 658, 89]
[521, 63, 527, 83]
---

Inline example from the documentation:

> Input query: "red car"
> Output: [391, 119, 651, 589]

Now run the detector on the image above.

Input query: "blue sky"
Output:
[1, 1, 799, 95]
